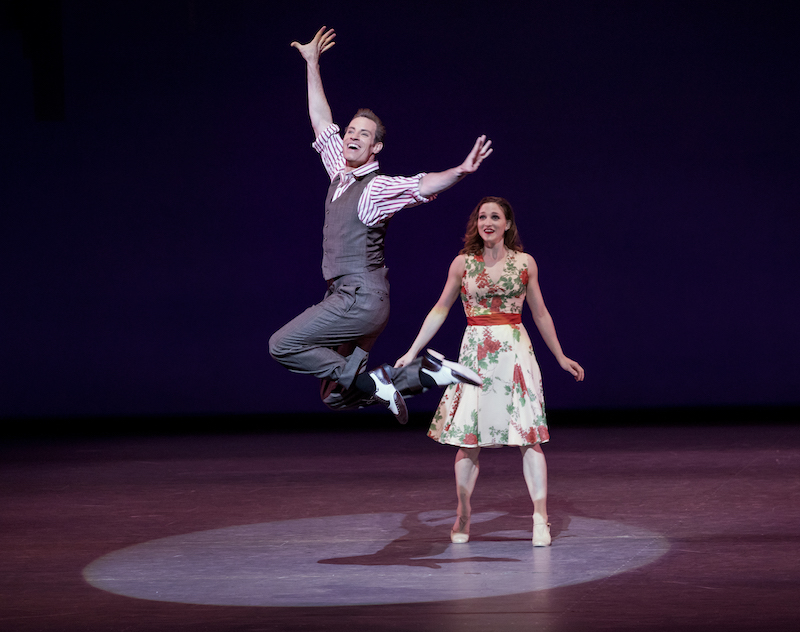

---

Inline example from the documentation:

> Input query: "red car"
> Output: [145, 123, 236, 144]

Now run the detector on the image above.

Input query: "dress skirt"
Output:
[428, 321, 549, 448]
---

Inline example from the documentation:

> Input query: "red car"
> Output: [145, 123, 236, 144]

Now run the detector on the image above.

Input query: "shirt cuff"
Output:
[412, 173, 436, 203]
[312, 123, 341, 153]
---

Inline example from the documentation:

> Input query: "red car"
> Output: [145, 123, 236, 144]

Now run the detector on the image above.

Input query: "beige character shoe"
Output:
[533, 519, 551, 547]
[450, 514, 470, 544]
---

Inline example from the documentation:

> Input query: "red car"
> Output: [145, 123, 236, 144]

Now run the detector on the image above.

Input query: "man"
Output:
[269, 27, 492, 423]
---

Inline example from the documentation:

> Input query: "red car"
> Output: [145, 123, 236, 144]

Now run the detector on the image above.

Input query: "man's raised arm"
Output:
[418, 135, 494, 197]
[290, 27, 336, 138]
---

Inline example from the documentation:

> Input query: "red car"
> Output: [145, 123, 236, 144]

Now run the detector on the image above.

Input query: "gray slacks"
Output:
[269, 268, 425, 410]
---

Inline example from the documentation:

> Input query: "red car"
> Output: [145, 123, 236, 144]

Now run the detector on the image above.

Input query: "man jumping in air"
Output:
[269, 27, 491, 423]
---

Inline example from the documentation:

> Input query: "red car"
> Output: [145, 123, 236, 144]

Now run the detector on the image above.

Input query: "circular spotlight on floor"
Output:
[84, 512, 668, 607]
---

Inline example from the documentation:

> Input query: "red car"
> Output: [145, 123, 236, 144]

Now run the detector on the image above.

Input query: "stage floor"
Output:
[2, 420, 799, 631]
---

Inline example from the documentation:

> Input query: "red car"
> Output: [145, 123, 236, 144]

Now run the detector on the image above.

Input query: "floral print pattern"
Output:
[429, 251, 549, 447]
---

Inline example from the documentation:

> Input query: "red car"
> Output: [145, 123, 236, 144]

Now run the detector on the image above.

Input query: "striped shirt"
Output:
[312, 124, 436, 227]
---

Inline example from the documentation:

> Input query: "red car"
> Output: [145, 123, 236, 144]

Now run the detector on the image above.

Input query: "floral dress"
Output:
[428, 250, 549, 447]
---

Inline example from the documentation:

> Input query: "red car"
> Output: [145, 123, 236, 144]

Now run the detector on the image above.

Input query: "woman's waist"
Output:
[466, 313, 522, 326]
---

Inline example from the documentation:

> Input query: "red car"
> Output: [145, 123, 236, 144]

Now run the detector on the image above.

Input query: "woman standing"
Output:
[395, 196, 584, 546]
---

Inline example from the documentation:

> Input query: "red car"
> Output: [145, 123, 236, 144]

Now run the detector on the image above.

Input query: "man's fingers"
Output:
[292, 27, 335, 55]
[318, 28, 336, 53]
[471, 136, 492, 157]
[320, 28, 336, 44]
[294, 26, 332, 48]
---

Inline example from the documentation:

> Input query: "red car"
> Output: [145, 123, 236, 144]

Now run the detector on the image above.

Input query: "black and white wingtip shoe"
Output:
[367, 365, 409, 424]
[421, 349, 482, 387]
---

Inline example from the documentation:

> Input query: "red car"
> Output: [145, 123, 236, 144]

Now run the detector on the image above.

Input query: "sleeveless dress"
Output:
[428, 250, 549, 447]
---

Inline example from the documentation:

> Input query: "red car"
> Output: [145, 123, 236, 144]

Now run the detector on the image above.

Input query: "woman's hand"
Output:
[558, 356, 585, 382]
[394, 351, 418, 368]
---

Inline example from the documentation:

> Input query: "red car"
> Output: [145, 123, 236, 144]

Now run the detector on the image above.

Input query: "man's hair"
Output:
[352, 108, 386, 144]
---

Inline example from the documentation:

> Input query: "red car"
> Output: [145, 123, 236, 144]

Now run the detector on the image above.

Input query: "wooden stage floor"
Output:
[2, 417, 799, 631]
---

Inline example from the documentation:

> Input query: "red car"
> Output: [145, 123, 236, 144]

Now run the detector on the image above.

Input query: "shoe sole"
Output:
[425, 349, 482, 387]
[443, 360, 481, 386]
[392, 391, 408, 425]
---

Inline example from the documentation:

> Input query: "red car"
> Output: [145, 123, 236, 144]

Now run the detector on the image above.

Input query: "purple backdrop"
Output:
[2, 1, 798, 418]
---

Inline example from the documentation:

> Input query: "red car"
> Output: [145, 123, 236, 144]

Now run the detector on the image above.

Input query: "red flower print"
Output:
[464, 433, 478, 446]
[513, 364, 527, 393]
[451, 385, 463, 410]
[490, 296, 503, 312]
[522, 427, 540, 444]
[477, 333, 502, 361]
[520, 268, 529, 286]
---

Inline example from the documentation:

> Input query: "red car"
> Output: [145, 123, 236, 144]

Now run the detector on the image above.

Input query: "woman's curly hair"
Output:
[460, 196, 524, 255]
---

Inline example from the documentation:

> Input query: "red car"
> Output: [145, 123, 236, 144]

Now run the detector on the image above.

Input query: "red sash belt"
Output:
[467, 313, 522, 326]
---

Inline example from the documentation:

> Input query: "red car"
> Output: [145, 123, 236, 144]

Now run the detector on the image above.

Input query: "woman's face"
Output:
[477, 202, 511, 245]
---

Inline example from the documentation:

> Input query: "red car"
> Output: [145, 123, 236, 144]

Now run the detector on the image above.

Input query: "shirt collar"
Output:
[343, 160, 380, 180]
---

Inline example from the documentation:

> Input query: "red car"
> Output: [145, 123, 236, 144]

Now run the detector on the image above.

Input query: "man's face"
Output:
[342, 116, 383, 168]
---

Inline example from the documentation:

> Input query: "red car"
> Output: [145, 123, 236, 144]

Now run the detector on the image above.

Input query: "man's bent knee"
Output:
[268, 330, 289, 363]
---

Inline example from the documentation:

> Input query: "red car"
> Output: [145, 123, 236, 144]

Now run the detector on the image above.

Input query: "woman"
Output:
[395, 196, 584, 546]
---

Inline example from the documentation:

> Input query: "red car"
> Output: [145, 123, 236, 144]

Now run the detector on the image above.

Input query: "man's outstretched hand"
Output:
[291, 26, 336, 64]
[458, 135, 493, 175]
[418, 135, 494, 197]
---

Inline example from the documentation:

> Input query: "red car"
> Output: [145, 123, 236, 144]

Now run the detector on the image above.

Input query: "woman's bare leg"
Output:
[520, 444, 550, 545]
[452, 447, 481, 539]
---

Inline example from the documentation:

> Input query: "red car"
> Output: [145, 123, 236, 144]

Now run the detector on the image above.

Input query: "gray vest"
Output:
[321, 170, 388, 281]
